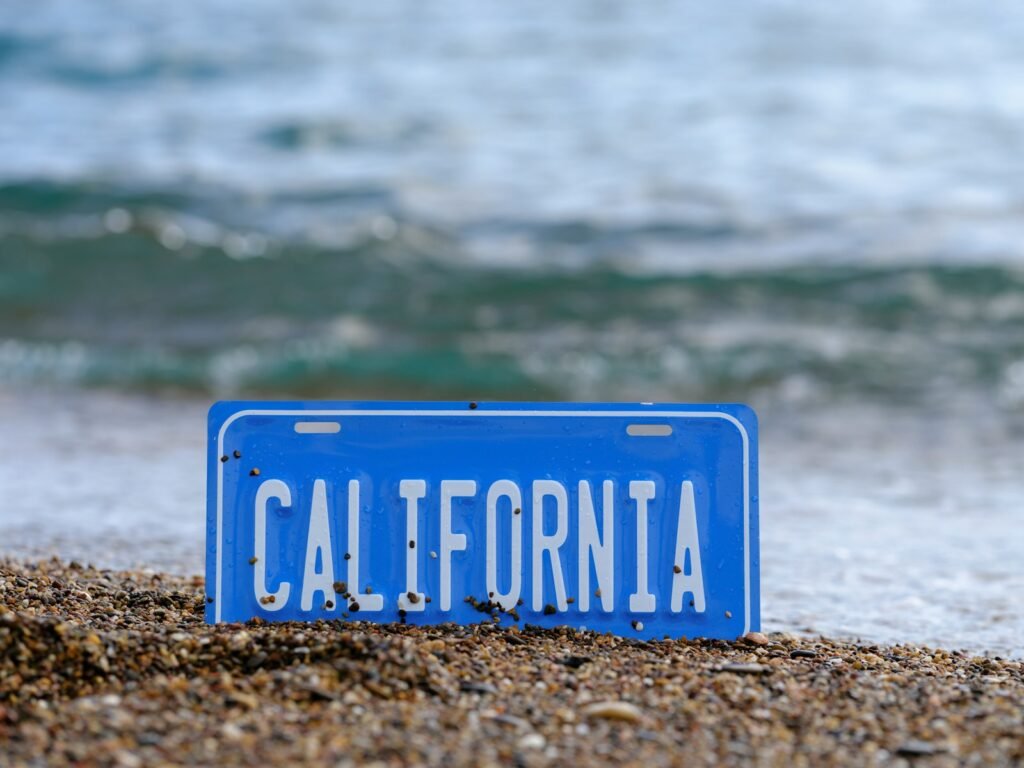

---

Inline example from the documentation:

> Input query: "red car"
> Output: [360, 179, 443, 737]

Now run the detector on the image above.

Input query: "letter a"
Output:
[301, 479, 337, 611]
[670, 481, 705, 612]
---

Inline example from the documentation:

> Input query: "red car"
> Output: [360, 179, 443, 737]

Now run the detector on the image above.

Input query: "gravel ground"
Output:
[1, 560, 1021, 767]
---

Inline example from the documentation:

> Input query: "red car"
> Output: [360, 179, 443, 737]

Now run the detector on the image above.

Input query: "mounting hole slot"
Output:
[294, 421, 341, 434]
[626, 424, 673, 437]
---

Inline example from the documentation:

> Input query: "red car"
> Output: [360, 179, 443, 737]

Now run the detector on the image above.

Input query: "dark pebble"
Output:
[897, 740, 943, 757]
[460, 681, 497, 694]
[562, 655, 592, 669]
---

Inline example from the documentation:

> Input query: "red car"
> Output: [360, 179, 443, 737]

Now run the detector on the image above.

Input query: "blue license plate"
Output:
[206, 402, 759, 639]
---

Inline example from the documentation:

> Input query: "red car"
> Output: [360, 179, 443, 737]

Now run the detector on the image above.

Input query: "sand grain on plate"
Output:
[1, 560, 1021, 766]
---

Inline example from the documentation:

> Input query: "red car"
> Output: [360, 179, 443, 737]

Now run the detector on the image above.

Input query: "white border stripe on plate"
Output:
[215, 409, 751, 631]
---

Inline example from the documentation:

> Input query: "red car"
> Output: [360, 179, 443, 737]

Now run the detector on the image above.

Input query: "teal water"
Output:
[4, 2, 1024, 406]
[5, 179, 1024, 407]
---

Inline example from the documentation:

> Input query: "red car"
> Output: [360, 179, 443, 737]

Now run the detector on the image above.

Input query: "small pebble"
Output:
[718, 663, 769, 675]
[897, 740, 943, 757]
[581, 701, 644, 723]
[460, 681, 497, 695]
[518, 733, 546, 750]
[562, 655, 591, 669]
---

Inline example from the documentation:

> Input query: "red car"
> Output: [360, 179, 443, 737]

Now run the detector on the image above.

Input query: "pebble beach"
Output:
[1, 560, 1020, 767]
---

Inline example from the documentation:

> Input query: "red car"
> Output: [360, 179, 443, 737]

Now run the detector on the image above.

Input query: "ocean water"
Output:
[1, 1, 1022, 655]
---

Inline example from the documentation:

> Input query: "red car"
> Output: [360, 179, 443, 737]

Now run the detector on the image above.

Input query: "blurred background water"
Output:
[0, 1, 1021, 655]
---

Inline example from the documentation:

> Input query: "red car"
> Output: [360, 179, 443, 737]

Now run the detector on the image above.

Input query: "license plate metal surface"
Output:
[207, 402, 759, 639]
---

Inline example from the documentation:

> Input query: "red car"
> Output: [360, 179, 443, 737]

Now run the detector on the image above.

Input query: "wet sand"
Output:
[1, 560, 1021, 767]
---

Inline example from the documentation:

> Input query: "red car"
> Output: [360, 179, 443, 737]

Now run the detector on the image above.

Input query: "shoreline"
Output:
[2, 560, 1021, 766]
[3, 386, 1020, 658]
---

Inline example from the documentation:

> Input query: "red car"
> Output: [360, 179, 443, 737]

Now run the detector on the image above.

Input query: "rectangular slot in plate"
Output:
[626, 424, 673, 437]
[294, 421, 341, 434]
